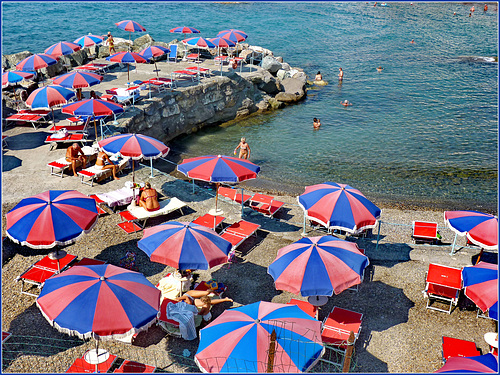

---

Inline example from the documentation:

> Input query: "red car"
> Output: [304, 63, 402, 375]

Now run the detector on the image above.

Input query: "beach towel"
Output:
[166, 301, 198, 340]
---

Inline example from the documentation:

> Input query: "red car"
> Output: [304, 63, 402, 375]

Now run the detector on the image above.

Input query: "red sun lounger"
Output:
[249, 193, 284, 218]
[187, 66, 211, 77]
[412, 221, 439, 244]
[157, 298, 182, 337]
[221, 220, 260, 260]
[113, 360, 156, 373]
[218, 186, 252, 204]
[2, 331, 12, 344]
[321, 306, 363, 351]
[172, 70, 198, 81]
[16, 253, 77, 297]
[287, 298, 317, 319]
[424, 263, 462, 314]
[442, 336, 481, 363]
[192, 213, 225, 231]
[65, 351, 117, 373]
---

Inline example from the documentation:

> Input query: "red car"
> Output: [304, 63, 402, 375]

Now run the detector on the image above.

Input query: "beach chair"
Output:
[113, 360, 156, 373]
[221, 220, 261, 260]
[218, 186, 252, 204]
[157, 76, 177, 89]
[47, 146, 97, 177]
[412, 221, 440, 244]
[77, 158, 128, 187]
[45, 133, 90, 150]
[442, 336, 481, 363]
[321, 307, 363, 351]
[89, 194, 107, 216]
[72, 257, 106, 267]
[2, 331, 12, 344]
[16, 253, 77, 297]
[172, 70, 198, 81]
[186, 53, 200, 63]
[187, 66, 211, 77]
[192, 213, 225, 231]
[117, 197, 187, 233]
[65, 351, 117, 373]
[5, 110, 50, 129]
[167, 44, 178, 63]
[214, 55, 228, 65]
[423, 263, 462, 314]
[249, 193, 284, 218]
[48, 116, 90, 133]
[287, 298, 317, 319]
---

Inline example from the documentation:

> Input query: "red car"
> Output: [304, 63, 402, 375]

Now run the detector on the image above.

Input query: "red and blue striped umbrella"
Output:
[435, 353, 498, 373]
[139, 46, 170, 77]
[5, 190, 98, 249]
[52, 71, 103, 89]
[268, 235, 369, 297]
[170, 26, 200, 34]
[183, 37, 216, 49]
[97, 133, 169, 160]
[138, 221, 232, 270]
[44, 41, 81, 57]
[195, 301, 324, 373]
[298, 182, 381, 234]
[36, 264, 160, 341]
[115, 20, 146, 33]
[217, 29, 248, 43]
[2, 71, 34, 88]
[106, 51, 148, 81]
[16, 53, 58, 71]
[209, 36, 236, 49]
[26, 85, 75, 110]
[462, 262, 498, 320]
[73, 34, 104, 47]
[444, 211, 498, 250]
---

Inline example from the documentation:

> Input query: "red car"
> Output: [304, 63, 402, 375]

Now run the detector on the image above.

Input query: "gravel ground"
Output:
[2, 161, 497, 373]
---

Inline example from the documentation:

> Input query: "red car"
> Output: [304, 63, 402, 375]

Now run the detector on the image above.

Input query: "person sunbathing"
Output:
[176, 290, 233, 324]
[95, 151, 119, 180]
[65, 143, 87, 177]
[139, 182, 160, 211]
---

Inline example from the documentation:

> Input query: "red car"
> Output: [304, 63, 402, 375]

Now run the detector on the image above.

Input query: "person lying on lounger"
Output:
[95, 151, 119, 180]
[66, 143, 87, 177]
[138, 182, 160, 211]
[176, 290, 233, 325]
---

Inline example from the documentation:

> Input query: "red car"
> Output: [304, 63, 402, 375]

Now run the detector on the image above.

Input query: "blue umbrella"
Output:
[435, 353, 498, 373]
[209, 37, 236, 76]
[52, 71, 103, 89]
[44, 41, 81, 57]
[137, 221, 232, 270]
[2, 71, 34, 88]
[268, 235, 369, 297]
[195, 301, 324, 373]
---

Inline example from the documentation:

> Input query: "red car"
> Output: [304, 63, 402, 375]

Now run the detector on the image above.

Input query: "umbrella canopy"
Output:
[2, 70, 34, 88]
[137, 221, 232, 270]
[97, 133, 169, 160]
[5, 190, 98, 249]
[268, 235, 369, 297]
[177, 154, 260, 183]
[217, 29, 248, 43]
[16, 53, 58, 71]
[462, 261, 498, 320]
[26, 85, 75, 110]
[52, 71, 103, 89]
[106, 51, 148, 81]
[195, 301, 324, 373]
[297, 182, 381, 234]
[115, 20, 146, 32]
[138, 46, 170, 78]
[209, 36, 236, 49]
[44, 41, 81, 57]
[183, 36, 216, 49]
[434, 353, 498, 373]
[444, 211, 498, 250]
[170, 26, 201, 34]
[73, 34, 104, 47]
[36, 264, 160, 341]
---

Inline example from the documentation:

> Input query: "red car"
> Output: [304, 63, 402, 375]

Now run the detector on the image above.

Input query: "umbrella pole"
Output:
[192, 179, 195, 194]
[132, 160, 135, 185]
[154, 58, 159, 78]
[127, 63, 130, 82]
[94, 117, 98, 141]
[51, 108, 55, 125]
[241, 188, 244, 218]
[449, 233, 458, 256]
[375, 221, 382, 251]
[302, 212, 307, 236]
[150, 158, 154, 178]
[267, 329, 277, 373]
[215, 182, 220, 213]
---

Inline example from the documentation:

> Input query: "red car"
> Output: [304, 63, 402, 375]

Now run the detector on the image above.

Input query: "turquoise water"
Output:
[2, 2, 498, 211]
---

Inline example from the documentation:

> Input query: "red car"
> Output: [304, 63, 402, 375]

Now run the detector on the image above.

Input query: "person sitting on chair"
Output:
[176, 290, 233, 325]
[139, 182, 160, 211]
[65, 143, 87, 177]
[94, 151, 120, 180]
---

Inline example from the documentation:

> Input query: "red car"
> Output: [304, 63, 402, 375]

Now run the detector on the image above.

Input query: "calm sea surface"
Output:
[2, 2, 498, 211]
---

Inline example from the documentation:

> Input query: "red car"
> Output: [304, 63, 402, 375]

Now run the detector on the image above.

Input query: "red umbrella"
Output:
[26, 85, 76, 122]
[106, 52, 148, 81]
[115, 20, 146, 45]
[2, 71, 34, 88]
[73, 34, 104, 48]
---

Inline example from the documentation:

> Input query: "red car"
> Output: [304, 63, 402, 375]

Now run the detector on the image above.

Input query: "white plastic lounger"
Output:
[77, 158, 128, 187]
[47, 146, 97, 177]
[125, 197, 187, 227]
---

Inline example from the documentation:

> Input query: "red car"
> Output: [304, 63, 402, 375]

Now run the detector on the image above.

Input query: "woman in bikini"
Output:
[176, 290, 233, 324]
[94, 151, 119, 180]
[234, 137, 251, 159]
[139, 182, 160, 211]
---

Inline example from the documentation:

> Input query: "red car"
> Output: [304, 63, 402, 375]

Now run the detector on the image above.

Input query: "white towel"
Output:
[167, 301, 198, 340]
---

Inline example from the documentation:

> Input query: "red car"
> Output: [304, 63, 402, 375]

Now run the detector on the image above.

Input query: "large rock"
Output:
[275, 77, 306, 103]
[132, 34, 155, 52]
[59, 49, 88, 68]
[261, 56, 282, 74]
[276, 69, 291, 81]
[245, 70, 280, 95]
[2, 51, 32, 70]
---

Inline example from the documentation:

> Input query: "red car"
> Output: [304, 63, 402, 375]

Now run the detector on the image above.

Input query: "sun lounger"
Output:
[187, 66, 211, 77]
[95, 187, 140, 210]
[117, 197, 187, 233]
[77, 158, 128, 186]
[249, 193, 284, 218]
[157, 76, 177, 88]
[48, 116, 91, 133]
[186, 53, 200, 62]
[65, 351, 117, 373]
[72, 257, 107, 267]
[424, 263, 462, 314]
[321, 307, 363, 351]
[288, 298, 317, 319]
[74, 63, 110, 74]
[412, 221, 440, 244]
[106, 87, 141, 107]
[45, 133, 90, 150]
[172, 70, 198, 81]
[47, 146, 98, 178]
[442, 336, 481, 363]
[192, 213, 225, 231]
[214, 55, 228, 65]
[113, 360, 156, 373]
[2, 331, 12, 344]
[167, 44, 178, 63]
[218, 186, 252, 204]
[88, 194, 107, 215]
[16, 253, 77, 297]
[157, 298, 202, 338]
[5, 111, 50, 129]
[221, 220, 260, 260]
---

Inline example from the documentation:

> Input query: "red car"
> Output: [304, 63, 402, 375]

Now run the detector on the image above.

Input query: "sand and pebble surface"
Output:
[2, 63, 497, 373]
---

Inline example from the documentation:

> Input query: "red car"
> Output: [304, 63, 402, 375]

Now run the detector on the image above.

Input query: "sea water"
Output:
[2, 2, 498, 211]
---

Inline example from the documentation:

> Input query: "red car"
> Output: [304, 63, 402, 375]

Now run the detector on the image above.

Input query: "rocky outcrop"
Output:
[274, 77, 306, 102]
[261, 56, 282, 74]
[2, 51, 32, 70]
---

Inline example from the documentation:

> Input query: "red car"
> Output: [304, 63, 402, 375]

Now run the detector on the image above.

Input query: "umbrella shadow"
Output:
[241, 208, 301, 234]
[361, 242, 414, 268]
[2, 131, 48, 151]
[160, 179, 215, 205]
[2, 154, 22, 172]
[472, 250, 498, 265]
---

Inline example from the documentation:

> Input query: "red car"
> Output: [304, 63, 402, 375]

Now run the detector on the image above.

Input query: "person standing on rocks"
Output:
[234, 137, 251, 159]
[106, 32, 116, 54]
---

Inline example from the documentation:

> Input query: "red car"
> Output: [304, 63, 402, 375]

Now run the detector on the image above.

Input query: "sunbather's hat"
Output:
[484, 332, 498, 348]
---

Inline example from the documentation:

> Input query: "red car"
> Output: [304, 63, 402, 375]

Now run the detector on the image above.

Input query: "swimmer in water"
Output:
[410, 39, 415, 44]
[340, 100, 352, 107]
[376, 66, 383, 72]
[338, 67, 344, 81]
[313, 118, 321, 129]
[315, 71, 323, 81]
